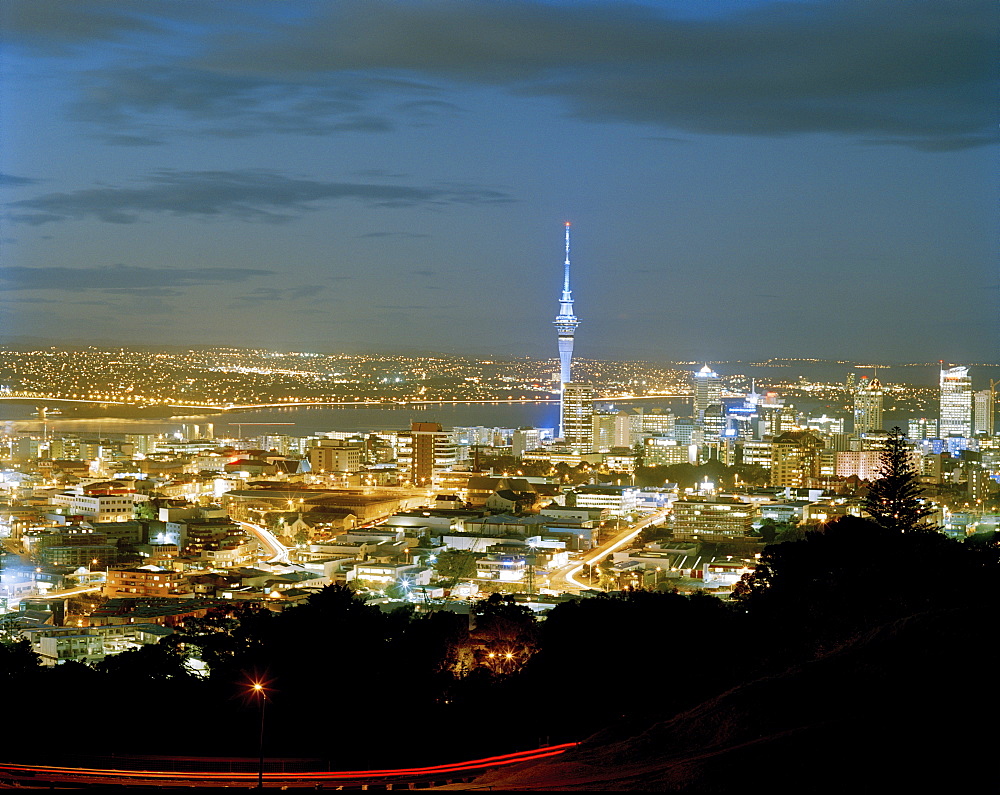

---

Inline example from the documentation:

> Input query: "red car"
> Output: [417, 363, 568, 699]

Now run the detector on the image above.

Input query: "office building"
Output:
[701, 403, 727, 441]
[835, 450, 884, 481]
[641, 411, 676, 436]
[940, 366, 973, 437]
[973, 389, 994, 436]
[671, 497, 758, 541]
[397, 422, 457, 488]
[853, 377, 884, 435]
[512, 428, 544, 458]
[308, 439, 363, 474]
[592, 411, 631, 452]
[693, 365, 722, 420]
[771, 431, 826, 488]
[643, 436, 691, 466]
[908, 418, 939, 440]
[561, 383, 595, 453]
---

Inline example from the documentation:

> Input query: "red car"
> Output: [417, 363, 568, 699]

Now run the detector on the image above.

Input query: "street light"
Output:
[250, 682, 267, 789]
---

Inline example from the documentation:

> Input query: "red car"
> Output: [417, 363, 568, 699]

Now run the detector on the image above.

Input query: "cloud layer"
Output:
[14, 0, 994, 149]
[8, 170, 513, 224]
[0, 264, 274, 290]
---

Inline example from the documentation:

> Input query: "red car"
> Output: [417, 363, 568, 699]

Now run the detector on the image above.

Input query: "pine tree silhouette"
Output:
[863, 427, 934, 533]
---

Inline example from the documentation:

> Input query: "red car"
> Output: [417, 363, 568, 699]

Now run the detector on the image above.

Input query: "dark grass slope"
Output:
[470, 606, 998, 791]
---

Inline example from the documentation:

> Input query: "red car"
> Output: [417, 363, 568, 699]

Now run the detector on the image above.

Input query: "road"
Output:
[0, 743, 578, 789]
[237, 520, 292, 566]
[548, 507, 670, 593]
[1, 539, 25, 557]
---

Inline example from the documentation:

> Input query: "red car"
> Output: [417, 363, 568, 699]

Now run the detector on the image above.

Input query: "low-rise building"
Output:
[20, 623, 173, 666]
[104, 567, 193, 599]
[348, 562, 431, 587]
[671, 497, 758, 541]
[570, 486, 639, 517]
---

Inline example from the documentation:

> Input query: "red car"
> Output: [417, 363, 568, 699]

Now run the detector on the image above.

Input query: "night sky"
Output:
[2, 1, 996, 362]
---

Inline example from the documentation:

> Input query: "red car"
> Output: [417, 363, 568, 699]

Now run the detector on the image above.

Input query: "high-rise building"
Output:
[834, 450, 884, 481]
[908, 418, 939, 440]
[853, 377, 884, 435]
[701, 403, 727, 441]
[807, 415, 845, 435]
[308, 439, 363, 474]
[693, 365, 722, 420]
[758, 402, 795, 437]
[591, 411, 631, 452]
[973, 389, 994, 436]
[512, 428, 544, 459]
[770, 431, 826, 488]
[940, 366, 972, 437]
[397, 422, 456, 488]
[553, 222, 580, 438]
[561, 383, 595, 452]
[642, 436, 690, 465]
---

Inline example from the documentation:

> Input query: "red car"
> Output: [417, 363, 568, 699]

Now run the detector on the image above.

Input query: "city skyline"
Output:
[1, 1, 996, 363]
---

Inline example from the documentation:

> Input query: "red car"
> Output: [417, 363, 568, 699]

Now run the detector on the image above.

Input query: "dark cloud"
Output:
[0, 173, 41, 187]
[71, 66, 371, 139]
[7, 170, 514, 225]
[94, 133, 165, 147]
[857, 136, 1000, 153]
[100, 287, 185, 297]
[0, 296, 59, 304]
[358, 231, 429, 238]
[396, 99, 466, 126]
[74, 0, 992, 149]
[230, 284, 333, 306]
[410, 269, 436, 277]
[1, 0, 167, 54]
[351, 169, 410, 179]
[397, 100, 464, 116]
[331, 116, 394, 133]
[0, 264, 274, 290]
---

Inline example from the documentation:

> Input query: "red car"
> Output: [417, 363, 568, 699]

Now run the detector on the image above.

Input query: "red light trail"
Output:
[0, 743, 578, 788]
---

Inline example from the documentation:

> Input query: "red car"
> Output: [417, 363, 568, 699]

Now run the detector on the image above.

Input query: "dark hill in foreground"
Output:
[466, 607, 997, 791]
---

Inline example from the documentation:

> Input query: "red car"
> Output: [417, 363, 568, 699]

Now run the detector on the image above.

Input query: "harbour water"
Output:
[0, 401, 564, 438]
[0, 398, 701, 439]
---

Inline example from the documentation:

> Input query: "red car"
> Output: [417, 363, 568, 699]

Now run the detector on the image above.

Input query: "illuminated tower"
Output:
[940, 365, 972, 437]
[853, 376, 884, 436]
[554, 222, 580, 438]
[693, 365, 722, 420]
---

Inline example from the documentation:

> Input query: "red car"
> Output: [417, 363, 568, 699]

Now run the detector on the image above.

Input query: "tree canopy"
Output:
[863, 427, 934, 533]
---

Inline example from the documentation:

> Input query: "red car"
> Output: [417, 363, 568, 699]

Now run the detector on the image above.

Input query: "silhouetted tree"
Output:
[433, 549, 480, 583]
[94, 640, 191, 682]
[864, 427, 934, 533]
[0, 638, 41, 679]
[732, 515, 1000, 657]
[471, 594, 538, 670]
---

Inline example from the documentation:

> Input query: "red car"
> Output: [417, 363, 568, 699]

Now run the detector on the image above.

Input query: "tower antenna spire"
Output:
[563, 221, 572, 295]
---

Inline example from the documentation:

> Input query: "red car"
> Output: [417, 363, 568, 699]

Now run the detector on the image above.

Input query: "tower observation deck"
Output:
[554, 222, 580, 438]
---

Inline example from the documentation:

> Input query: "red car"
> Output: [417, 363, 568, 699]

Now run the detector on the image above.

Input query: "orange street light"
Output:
[249, 682, 268, 788]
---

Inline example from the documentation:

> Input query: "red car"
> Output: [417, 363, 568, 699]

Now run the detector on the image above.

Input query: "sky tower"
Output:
[554, 222, 580, 438]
